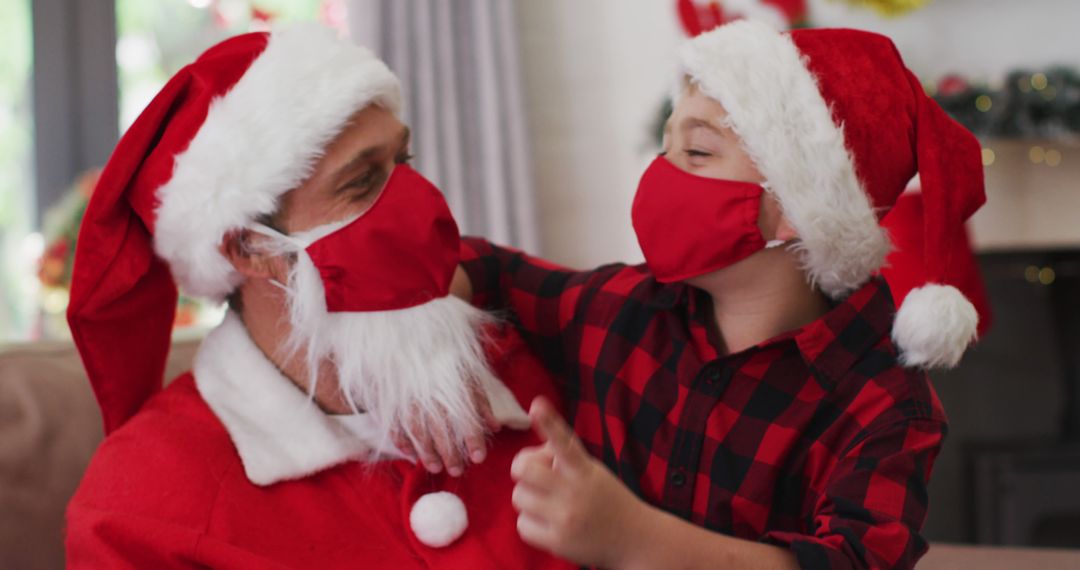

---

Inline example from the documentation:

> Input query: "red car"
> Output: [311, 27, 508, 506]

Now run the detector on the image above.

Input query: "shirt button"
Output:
[706, 367, 723, 384]
[670, 469, 687, 487]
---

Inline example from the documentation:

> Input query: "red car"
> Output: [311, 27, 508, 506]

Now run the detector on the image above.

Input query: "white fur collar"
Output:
[194, 312, 530, 486]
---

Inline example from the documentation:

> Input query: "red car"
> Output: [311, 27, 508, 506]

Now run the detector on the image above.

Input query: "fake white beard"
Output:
[275, 250, 499, 456]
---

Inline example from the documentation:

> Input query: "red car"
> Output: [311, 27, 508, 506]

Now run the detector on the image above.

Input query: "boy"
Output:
[457, 21, 984, 569]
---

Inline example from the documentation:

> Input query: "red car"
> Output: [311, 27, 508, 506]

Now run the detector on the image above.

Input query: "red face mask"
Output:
[631, 155, 768, 283]
[253, 164, 461, 312]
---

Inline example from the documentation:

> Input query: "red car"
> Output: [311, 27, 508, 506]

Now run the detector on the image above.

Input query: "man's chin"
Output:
[282, 270, 495, 451]
[332, 296, 498, 452]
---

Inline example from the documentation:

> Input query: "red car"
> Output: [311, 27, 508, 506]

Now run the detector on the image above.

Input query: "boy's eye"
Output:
[395, 152, 414, 164]
[686, 149, 712, 157]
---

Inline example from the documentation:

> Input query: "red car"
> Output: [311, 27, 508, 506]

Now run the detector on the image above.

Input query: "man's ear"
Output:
[219, 229, 277, 279]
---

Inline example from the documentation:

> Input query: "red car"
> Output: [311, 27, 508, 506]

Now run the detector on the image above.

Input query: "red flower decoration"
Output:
[676, 0, 807, 36]
[677, 0, 725, 36]
[251, 6, 275, 23]
[937, 74, 970, 98]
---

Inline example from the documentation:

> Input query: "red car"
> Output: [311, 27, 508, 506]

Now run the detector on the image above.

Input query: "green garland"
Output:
[932, 67, 1080, 140]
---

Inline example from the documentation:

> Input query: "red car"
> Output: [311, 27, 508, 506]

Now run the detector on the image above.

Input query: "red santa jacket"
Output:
[66, 313, 576, 569]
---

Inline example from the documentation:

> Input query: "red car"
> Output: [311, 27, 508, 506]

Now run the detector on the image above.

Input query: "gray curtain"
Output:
[348, 0, 538, 250]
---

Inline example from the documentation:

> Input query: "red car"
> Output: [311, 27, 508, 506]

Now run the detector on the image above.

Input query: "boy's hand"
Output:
[510, 397, 646, 568]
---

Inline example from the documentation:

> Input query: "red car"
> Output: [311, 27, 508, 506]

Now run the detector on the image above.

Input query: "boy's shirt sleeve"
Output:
[761, 417, 945, 570]
[459, 236, 600, 371]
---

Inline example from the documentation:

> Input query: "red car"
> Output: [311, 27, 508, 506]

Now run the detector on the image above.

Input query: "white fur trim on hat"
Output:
[153, 24, 402, 302]
[677, 20, 891, 299]
[410, 491, 469, 548]
[892, 284, 979, 369]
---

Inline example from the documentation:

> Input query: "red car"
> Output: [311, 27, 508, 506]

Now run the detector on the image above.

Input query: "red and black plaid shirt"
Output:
[461, 237, 947, 570]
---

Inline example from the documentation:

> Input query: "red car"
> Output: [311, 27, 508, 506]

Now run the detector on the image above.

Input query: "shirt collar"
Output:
[655, 277, 895, 386]
[792, 277, 896, 385]
[193, 311, 530, 486]
[644, 278, 688, 311]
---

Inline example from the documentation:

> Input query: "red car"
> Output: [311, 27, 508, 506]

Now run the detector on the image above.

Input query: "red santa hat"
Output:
[678, 20, 986, 368]
[67, 24, 402, 435]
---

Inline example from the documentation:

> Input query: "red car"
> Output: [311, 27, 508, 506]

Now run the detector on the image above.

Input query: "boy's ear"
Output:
[759, 192, 799, 242]
[219, 229, 276, 279]
[775, 215, 799, 242]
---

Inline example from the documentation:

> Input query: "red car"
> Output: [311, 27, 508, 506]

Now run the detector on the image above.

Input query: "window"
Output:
[0, 0, 36, 342]
[0, 0, 345, 343]
[116, 0, 341, 130]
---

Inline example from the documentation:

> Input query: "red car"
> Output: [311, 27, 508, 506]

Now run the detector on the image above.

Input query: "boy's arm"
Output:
[510, 398, 797, 569]
[512, 398, 944, 570]
[457, 236, 603, 369]
[756, 417, 945, 570]
[628, 418, 945, 570]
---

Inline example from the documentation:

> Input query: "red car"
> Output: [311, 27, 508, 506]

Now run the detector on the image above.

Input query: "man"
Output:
[460, 21, 988, 569]
[65, 25, 574, 569]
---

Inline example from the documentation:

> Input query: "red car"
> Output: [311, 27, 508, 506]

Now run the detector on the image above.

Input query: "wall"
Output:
[515, 0, 682, 268]
[808, 0, 1080, 81]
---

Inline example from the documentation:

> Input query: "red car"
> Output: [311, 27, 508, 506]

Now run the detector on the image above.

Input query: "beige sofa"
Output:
[2, 338, 1079, 569]
[0, 337, 198, 570]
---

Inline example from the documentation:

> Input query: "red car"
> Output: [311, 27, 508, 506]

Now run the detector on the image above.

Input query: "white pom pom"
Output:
[409, 491, 468, 548]
[892, 284, 979, 369]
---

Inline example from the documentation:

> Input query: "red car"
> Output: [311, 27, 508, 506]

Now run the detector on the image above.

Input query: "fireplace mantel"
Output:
[969, 138, 1080, 252]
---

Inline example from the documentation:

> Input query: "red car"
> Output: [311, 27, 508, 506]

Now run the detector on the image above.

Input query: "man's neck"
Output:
[237, 281, 354, 414]
[688, 247, 831, 356]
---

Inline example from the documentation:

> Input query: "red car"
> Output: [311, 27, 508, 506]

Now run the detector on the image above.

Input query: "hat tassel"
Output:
[892, 283, 979, 369]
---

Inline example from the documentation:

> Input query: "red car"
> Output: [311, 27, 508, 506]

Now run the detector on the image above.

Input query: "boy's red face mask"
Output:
[631, 155, 769, 283]
[254, 164, 461, 312]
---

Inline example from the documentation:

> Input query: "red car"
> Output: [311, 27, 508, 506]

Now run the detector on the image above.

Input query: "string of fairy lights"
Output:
[931, 67, 1080, 170]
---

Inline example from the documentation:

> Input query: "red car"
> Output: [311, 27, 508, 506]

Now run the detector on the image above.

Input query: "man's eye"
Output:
[352, 172, 377, 190]
[345, 172, 383, 201]
[395, 152, 414, 165]
[686, 149, 712, 157]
